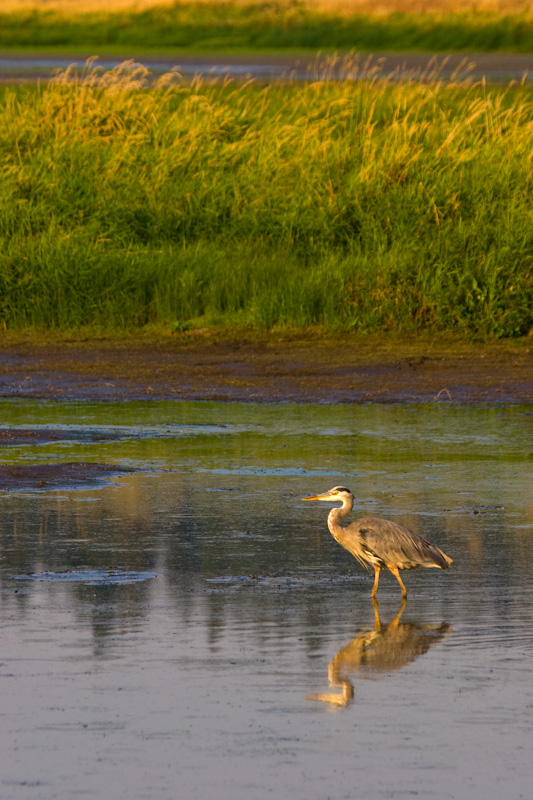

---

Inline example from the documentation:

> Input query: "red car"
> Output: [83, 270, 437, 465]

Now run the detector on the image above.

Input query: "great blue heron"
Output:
[302, 486, 452, 597]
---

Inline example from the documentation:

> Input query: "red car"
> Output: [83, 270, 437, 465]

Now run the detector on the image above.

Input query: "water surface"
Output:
[1, 400, 532, 799]
[2, 54, 533, 85]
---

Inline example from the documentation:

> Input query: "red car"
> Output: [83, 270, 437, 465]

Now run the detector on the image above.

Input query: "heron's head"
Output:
[301, 486, 353, 503]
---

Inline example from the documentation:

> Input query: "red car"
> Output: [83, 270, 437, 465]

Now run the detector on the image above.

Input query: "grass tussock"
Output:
[1, 59, 532, 337]
[2, 1, 533, 54]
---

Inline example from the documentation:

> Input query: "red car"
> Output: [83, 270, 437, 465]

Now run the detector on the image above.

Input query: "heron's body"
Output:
[302, 487, 452, 597]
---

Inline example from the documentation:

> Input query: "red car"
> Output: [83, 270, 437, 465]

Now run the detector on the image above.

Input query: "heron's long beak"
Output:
[301, 493, 331, 501]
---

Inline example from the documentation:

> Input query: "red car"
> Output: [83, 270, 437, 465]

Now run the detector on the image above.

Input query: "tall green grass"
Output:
[1, 60, 532, 336]
[2, 2, 533, 54]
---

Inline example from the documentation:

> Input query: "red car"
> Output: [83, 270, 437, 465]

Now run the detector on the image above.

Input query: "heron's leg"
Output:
[389, 566, 407, 598]
[371, 566, 381, 597]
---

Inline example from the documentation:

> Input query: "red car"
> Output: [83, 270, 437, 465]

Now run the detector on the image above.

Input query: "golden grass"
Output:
[3, 0, 532, 13]
[313, 0, 531, 11]
[1, 58, 532, 337]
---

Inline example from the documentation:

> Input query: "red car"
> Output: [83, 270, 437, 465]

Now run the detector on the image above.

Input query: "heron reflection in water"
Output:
[302, 487, 452, 598]
[308, 599, 452, 709]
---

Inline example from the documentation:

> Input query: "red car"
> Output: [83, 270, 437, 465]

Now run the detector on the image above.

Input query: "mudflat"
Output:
[0, 333, 530, 404]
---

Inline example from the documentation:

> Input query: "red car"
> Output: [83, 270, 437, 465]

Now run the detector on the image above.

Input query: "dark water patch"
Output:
[12, 568, 159, 585]
[0, 428, 125, 446]
[204, 573, 365, 593]
[0, 423, 232, 447]
[192, 487, 242, 492]
[0, 462, 137, 490]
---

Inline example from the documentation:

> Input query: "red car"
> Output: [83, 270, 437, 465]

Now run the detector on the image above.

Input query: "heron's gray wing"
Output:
[353, 517, 451, 570]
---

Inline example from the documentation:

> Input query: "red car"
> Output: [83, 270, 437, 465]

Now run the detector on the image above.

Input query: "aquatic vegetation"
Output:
[0, 59, 532, 337]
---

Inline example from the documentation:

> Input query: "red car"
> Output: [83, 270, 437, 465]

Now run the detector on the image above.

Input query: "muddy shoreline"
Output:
[0, 334, 531, 404]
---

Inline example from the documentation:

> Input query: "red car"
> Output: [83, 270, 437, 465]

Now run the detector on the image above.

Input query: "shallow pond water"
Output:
[3, 54, 533, 86]
[1, 400, 532, 800]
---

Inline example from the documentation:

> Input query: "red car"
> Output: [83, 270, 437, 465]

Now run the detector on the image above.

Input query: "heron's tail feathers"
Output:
[428, 545, 453, 569]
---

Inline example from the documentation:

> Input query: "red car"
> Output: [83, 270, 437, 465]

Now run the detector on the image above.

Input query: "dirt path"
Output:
[0, 333, 531, 404]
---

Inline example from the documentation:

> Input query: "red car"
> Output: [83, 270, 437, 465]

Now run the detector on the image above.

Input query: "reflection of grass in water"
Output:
[1, 59, 532, 338]
[1, 1, 533, 54]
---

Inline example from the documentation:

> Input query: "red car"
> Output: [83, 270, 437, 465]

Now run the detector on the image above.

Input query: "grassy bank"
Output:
[1, 60, 532, 337]
[2, 1, 533, 54]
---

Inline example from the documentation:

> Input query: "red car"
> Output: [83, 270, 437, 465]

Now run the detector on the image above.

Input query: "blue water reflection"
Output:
[1, 400, 532, 800]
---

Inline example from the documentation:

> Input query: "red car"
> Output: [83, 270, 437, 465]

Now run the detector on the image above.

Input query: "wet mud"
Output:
[0, 334, 531, 404]
[0, 428, 122, 445]
[0, 462, 136, 490]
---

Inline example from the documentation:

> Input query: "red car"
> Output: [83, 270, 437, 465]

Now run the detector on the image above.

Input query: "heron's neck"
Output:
[327, 497, 353, 538]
